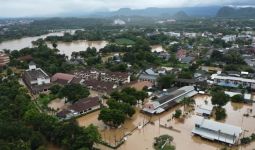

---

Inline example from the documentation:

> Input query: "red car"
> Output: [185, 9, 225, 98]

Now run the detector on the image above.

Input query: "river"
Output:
[0, 30, 108, 58]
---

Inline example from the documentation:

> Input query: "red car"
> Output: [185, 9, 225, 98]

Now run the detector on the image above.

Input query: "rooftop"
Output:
[24, 68, 49, 81]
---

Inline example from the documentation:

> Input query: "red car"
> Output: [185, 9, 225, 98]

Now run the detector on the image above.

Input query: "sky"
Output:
[0, 0, 254, 17]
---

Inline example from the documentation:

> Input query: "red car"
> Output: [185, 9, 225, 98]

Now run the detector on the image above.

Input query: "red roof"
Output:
[51, 73, 74, 82]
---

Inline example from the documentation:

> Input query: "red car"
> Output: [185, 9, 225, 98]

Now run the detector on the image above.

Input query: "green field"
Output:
[114, 38, 135, 45]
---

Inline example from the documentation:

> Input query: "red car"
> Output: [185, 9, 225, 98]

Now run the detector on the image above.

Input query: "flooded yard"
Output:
[76, 95, 255, 150]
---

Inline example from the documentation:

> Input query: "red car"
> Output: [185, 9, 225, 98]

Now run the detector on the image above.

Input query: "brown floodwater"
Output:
[0, 30, 108, 59]
[77, 95, 255, 150]
[151, 45, 166, 53]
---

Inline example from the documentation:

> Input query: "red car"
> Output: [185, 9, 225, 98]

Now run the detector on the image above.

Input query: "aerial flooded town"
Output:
[2, 0, 255, 150]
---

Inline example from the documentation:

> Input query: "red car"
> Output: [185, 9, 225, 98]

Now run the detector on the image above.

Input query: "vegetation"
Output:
[215, 107, 227, 121]
[59, 84, 90, 103]
[114, 38, 135, 45]
[98, 100, 135, 128]
[240, 133, 255, 145]
[157, 74, 175, 89]
[211, 91, 230, 107]
[173, 109, 182, 119]
[0, 76, 100, 150]
[153, 135, 175, 150]
[231, 94, 245, 103]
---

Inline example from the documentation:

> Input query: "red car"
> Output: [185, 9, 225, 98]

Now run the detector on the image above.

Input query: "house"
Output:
[138, 68, 165, 84]
[22, 62, 51, 94]
[51, 73, 75, 85]
[100, 71, 130, 84]
[180, 56, 195, 64]
[183, 32, 197, 38]
[211, 73, 255, 89]
[74, 69, 130, 84]
[192, 117, 242, 145]
[222, 35, 236, 42]
[224, 91, 253, 101]
[201, 66, 222, 73]
[196, 105, 213, 117]
[176, 49, 187, 60]
[84, 79, 117, 94]
[0, 52, 10, 67]
[57, 97, 101, 119]
[143, 86, 198, 114]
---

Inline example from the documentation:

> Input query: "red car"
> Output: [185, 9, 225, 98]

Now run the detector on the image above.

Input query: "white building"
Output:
[113, 19, 126, 25]
[192, 117, 242, 145]
[143, 86, 198, 114]
[183, 32, 197, 38]
[211, 73, 255, 89]
[164, 32, 181, 37]
[222, 35, 237, 42]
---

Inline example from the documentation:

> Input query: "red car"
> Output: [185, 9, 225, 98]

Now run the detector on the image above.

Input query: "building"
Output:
[192, 117, 242, 145]
[57, 97, 101, 119]
[138, 68, 165, 84]
[51, 73, 75, 85]
[196, 105, 213, 117]
[84, 80, 117, 94]
[100, 71, 130, 84]
[222, 35, 237, 42]
[211, 73, 255, 89]
[143, 86, 198, 114]
[183, 32, 197, 38]
[201, 66, 222, 73]
[176, 49, 187, 60]
[180, 56, 195, 64]
[22, 62, 51, 94]
[0, 52, 10, 67]
[74, 69, 130, 84]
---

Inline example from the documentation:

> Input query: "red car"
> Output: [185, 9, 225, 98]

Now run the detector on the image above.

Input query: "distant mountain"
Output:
[173, 11, 189, 19]
[92, 6, 221, 18]
[216, 6, 255, 18]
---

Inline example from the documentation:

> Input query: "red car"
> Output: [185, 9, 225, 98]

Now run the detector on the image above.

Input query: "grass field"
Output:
[114, 38, 135, 45]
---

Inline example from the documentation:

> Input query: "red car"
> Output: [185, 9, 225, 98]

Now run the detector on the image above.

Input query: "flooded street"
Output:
[77, 95, 255, 150]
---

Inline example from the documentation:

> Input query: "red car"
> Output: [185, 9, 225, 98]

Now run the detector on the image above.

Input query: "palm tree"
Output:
[181, 97, 195, 110]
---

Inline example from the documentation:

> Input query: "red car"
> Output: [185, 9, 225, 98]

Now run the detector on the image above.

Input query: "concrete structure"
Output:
[222, 35, 237, 42]
[57, 97, 101, 119]
[22, 62, 51, 94]
[211, 73, 255, 88]
[196, 105, 213, 117]
[138, 68, 166, 84]
[0, 52, 10, 67]
[192, 117, 242, 145]
[143, 86, 198, 114]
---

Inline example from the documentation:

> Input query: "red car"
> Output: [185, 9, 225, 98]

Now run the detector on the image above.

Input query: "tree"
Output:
[157, 75, 175, 89]
[181, 97, 195, 110]
[173, 109, 182, 118]
[60, 84, 90, 103]
[98, 108, 125, 128]
[215, 107, 227, 121]
[154, 134, 175, 150]
[49, 84, 62, 95]
[231, 94, 244, 103]
[211, 91, 230, 107]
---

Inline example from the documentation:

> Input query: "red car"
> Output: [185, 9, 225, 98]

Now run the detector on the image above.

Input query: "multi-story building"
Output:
[22, 62, 51, 94]
[74, 69, 130, 84]
[211, 73, 255, 89]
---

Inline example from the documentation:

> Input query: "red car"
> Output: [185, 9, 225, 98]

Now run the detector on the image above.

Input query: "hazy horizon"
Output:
[0, 0, 255, 18]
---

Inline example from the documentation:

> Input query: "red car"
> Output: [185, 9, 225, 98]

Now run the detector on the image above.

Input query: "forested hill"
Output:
[216, 6, 255, 18]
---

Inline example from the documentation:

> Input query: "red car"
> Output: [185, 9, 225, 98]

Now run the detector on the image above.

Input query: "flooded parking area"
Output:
[77, 95, 255, 150]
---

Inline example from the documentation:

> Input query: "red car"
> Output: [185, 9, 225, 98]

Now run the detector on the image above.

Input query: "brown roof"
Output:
[69, 97, 100, 112]
[70, 77, 83, 84]
[84, 79, 115, 93]
[51, 73, 74, 82]
[18, 55, 33, 61]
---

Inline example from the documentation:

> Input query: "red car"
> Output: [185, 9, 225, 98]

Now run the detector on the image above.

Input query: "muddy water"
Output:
[0, 30, 108, 59]
[151, 45, 166, 53]
[77, 95, 255, 150]
[47, 40, 108, 58]
[0, 30, 74, 50]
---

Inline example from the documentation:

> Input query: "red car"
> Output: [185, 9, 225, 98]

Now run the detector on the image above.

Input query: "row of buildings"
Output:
[22, 62, 130, 94]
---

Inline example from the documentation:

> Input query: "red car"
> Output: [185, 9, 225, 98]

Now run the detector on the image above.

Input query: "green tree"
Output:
[60, 84, 90, 103]
[211, 91, 230, 107]
[157, 74, 175, 89]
